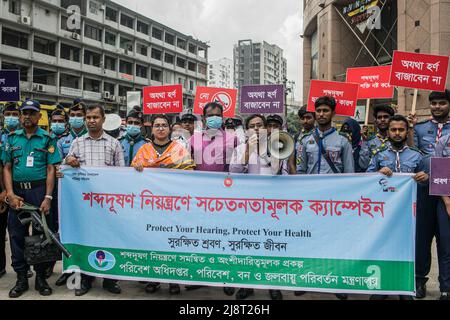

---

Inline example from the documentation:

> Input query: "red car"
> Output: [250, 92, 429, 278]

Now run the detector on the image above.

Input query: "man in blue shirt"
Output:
[119, 106, 147, 166]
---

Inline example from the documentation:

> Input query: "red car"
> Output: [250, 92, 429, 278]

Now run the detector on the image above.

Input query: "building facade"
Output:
[302, 0, 450, 119]
[233, 39, 287, 88]
[0, 0, 209, 116]
[208, 57, 234, 89]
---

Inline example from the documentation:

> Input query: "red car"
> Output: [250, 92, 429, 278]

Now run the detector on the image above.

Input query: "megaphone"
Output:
[268, 131, 295, 160]
[103, 113, 122, 138]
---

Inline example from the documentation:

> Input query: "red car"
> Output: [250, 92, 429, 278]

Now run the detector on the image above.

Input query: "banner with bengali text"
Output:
[60, 168, 416, 295]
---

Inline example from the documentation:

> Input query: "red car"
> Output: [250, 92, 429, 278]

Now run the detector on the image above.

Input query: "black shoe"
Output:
[335, 293, 348, 300]
[169, 284, 181, 295]
[9, 272, 29, 298]
[399, 295, 414, 300]
[75, 279, 92, 297]
[415, 284, 427, 299]
[55, 273, 72, 287]
[145, 282, 161, 294]
[269, 289, 283, 300]
[185, 285, 205, 291]
[369, 294, 388, 300]
[45, 266, 54, 279]
[27, 270, 33, 278]
[294, 291, 306, 296]
[35, 275, 52, 296]
[0, 269, 6, 279]
[223, 287, 235, 296]
[439, 292, 450, 300]
[236, 288, 254, 300]
[103, 279, 121, 294]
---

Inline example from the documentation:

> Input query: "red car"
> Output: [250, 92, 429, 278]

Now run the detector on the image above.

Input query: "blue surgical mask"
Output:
[206, 116, 223, 129]
[69, 117, 85, 130]
[51, 123, 66, 135]
[4, 116, 19, 130]
[126, 125, 141, 137]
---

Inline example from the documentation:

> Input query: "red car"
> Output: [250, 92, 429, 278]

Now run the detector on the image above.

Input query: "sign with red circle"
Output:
[193, 87, 237, 118]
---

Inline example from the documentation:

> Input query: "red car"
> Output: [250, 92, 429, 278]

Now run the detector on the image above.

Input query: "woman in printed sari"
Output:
[132, 114, 195, 295]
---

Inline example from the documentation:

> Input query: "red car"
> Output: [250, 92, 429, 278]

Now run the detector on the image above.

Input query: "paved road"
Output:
[0, 240, 442, 300]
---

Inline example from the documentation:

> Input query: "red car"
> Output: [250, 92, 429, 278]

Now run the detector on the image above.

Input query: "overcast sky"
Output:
[113, 0, 303, 102]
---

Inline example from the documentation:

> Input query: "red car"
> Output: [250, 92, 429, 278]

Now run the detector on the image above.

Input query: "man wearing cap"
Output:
[120, 107, 147, 166]
[289, 106, 316, 174]
[408, 89, 450, 299]
[0, 102, 21, 279]
[181, 113, 197, 136]
[2, 100, 61, 298]
[56, 100, 87, 159]
[65, 104, 124, 296]
[359, 105, 395, 172]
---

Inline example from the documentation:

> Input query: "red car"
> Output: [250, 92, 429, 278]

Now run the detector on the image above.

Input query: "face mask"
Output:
[4, 116, 19, 130]
[126, 125, 141, 137]
[69, 117, 85, 130]
[51, 123, 66, 135]
[206, 116, 223, 129]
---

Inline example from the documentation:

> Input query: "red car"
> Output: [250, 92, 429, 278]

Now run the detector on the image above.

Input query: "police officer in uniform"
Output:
[433, 134, 450, 300]
[57, 100, 87, 159]
[1, 102, 22, 279]
[120, 107, 147, 166]
[3, 100, 61, 298]
[367, 114, 429, 300]
[359, 105, 395, 171]
[408, 90, 450, 298]
[44, 108, 69, 279]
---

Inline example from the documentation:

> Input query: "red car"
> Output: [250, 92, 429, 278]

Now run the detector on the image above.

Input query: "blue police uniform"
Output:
[414, 118, 450, 289]
[359, 132, 391, 172]
[120, 134, 147, 167]
[3, 102, 62, 277]
[433, 134, 450, 293]
[297, 128, 355, 174]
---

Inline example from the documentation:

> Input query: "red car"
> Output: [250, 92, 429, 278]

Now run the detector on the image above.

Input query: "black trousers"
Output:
[0, 210, 7, 271]
[8, 184, 50, 274]
[415, 184, 438, 286]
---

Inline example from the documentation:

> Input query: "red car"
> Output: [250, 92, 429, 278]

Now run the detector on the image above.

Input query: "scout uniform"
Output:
[433, 134, 450, 297]
[414, 117, 450, 292]
[359, 132, 391, 172]
[298, 128, 355, 174]
[367, 145, 424, 174]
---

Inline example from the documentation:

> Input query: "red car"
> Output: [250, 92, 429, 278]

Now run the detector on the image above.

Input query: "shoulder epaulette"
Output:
[409, 146, 424, 155]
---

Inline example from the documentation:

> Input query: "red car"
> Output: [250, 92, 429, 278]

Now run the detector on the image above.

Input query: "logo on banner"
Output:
[378, 178, 397, 193]
[88, 250, 116, 271]
[224, 177, 233, 188]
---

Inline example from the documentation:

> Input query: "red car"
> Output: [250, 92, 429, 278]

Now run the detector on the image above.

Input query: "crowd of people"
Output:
[0, 89, 449, 300]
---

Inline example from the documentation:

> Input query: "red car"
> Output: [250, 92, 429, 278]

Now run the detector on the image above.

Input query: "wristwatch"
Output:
[45, 195, 53, 200]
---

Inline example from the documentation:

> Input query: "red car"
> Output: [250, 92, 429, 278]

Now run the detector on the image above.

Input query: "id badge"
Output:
[26, 156, 34, 167]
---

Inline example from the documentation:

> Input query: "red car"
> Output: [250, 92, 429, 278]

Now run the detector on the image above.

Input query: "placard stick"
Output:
[411, 89, 419, 114]
[364, 99, 371, 126]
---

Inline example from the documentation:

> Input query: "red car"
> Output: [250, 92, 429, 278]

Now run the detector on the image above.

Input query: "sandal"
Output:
[169, 284, 181, 295]
[145, 282, 161, 293]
